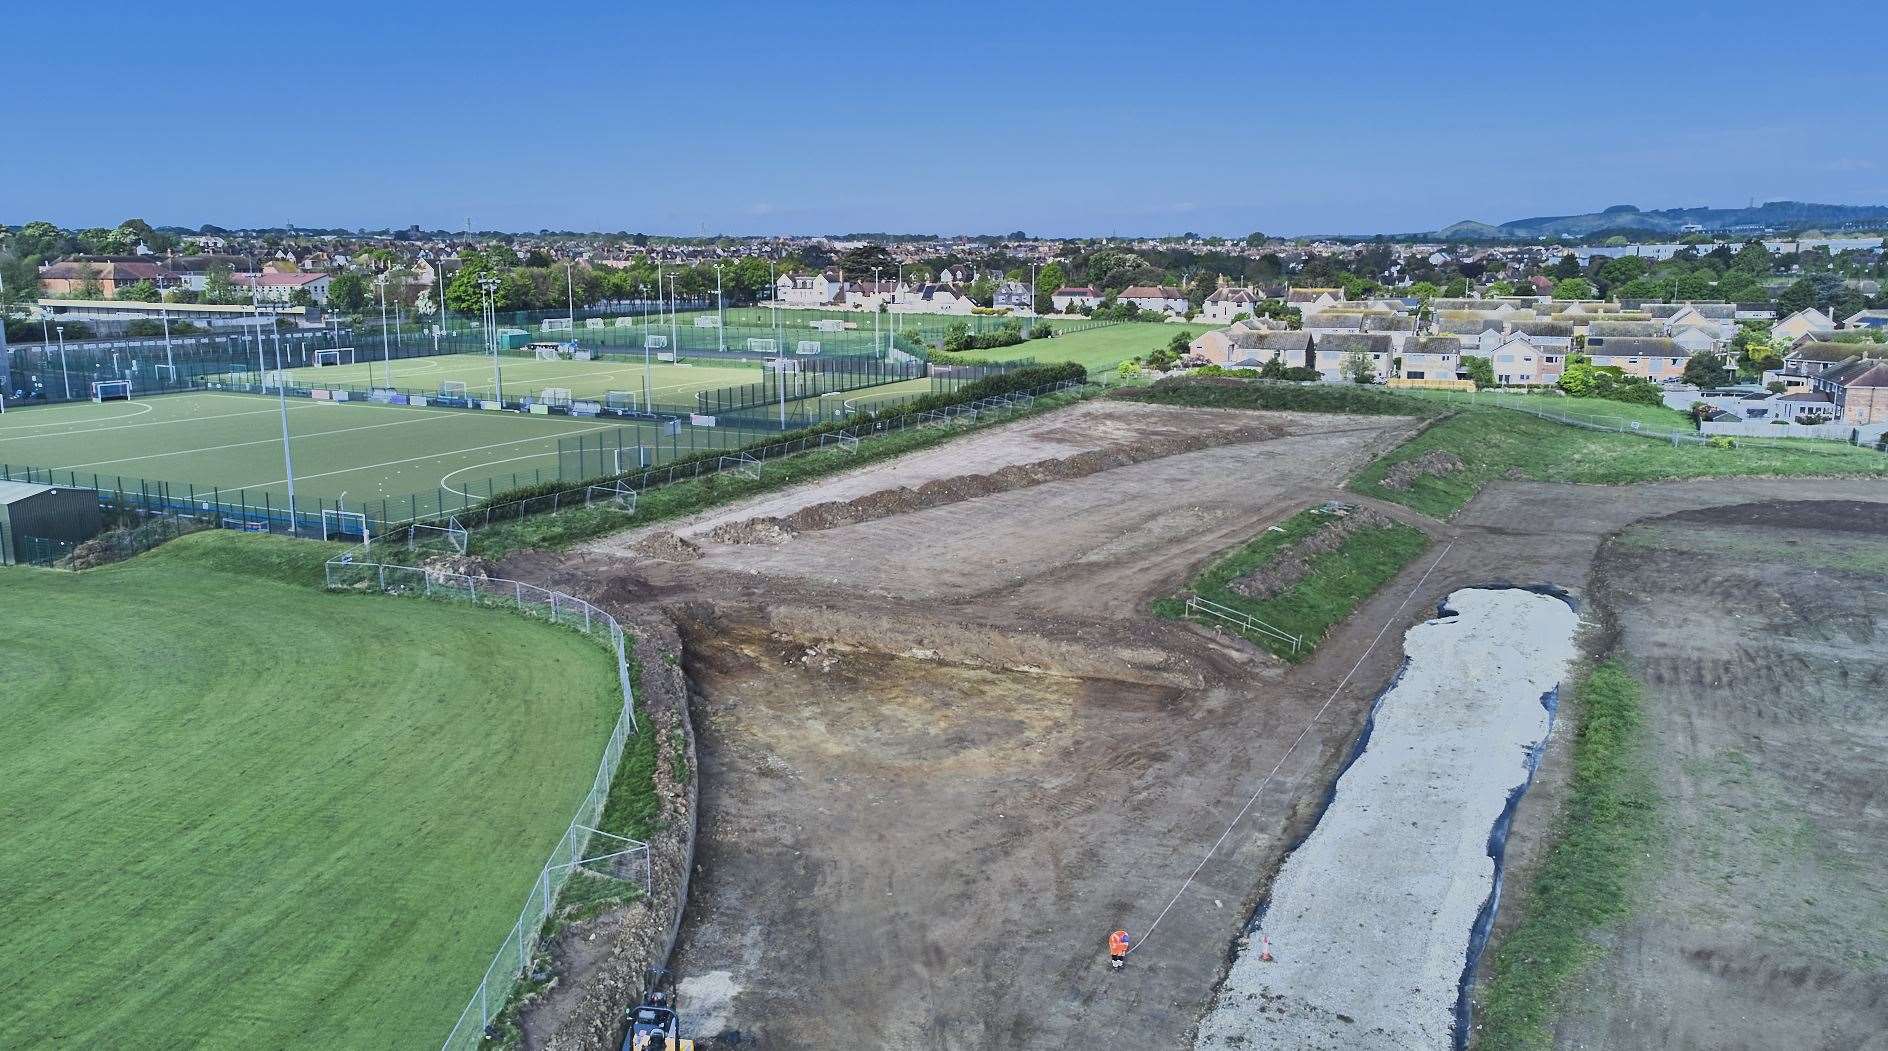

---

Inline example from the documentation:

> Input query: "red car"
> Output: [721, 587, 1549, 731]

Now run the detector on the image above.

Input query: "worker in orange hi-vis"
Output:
[1108, 930, 1131, 970]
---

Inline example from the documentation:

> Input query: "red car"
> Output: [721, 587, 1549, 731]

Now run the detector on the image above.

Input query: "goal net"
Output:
[746, 338, 777, 355]
[314, 348, 350, 367]
[540, 317, 574, 332]
[321, 509, 371, 547]
[643, 334, 669, 350]
[91, 380, 132, 402]
[694, 316, 720, 328]
[531, 343, 565, 360]
[439, 380, 469, 401]
[796, 340, 822, 356]
[539, 387, 574, 408]
[584, 481, 639, 513]
[768, 357, 802, 374]
[820, 432, 860, 454]
[613, 445, 649, 473]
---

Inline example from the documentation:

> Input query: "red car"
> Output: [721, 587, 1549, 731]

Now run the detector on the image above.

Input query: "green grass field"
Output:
[1352, 407, 1888, 518]
[957, 321, 1196, 373]
[0, 532, 624, 1049]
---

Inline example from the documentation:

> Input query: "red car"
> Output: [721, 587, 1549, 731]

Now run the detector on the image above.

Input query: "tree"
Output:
[1732, 240, 1771, 275]
[14, 220, 65, 261]
[1552, 253, 1582, 278]
[838, 243, 896, 274]
[1776, 277, 1816, 314]
[1187, 270, 1218, 310]
[1341, 347, 1376, 384]
[1614, 276, 1665, 301]
[116, 279, 157, 302]
[967, 275, 995, 308]
[1558, 356, 1600, 397]
[1485, 279, 1515, 297]
[1675, 270, 1716, 300]
[1461, 355, 1495, 390]
[1244, 232, 1268, 247]
[327, 271, 370, 313]
[203, 265, 238, 304]
[1682, 353, 1734, 388]
[1035, 262, 1065, 313]
[1551, 277, 1595, 300]
[74, 263, 105, 300]
[1406, 280, 1439, 302]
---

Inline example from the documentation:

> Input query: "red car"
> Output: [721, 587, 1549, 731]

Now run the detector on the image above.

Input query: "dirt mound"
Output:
[1381, 450, 1466, 491]
[635, 531, 704, 562]
[704, 518, 797, 545]
[1229, 507, 1393, 600]
[706, 421, 1284, 545]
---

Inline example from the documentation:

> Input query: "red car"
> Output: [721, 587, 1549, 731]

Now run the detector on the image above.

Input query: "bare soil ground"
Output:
[496, 392, 1888, 1050]
[1546, 501, 1888, 1051]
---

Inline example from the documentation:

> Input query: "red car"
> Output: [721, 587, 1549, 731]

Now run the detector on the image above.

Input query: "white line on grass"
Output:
[232, 421, 625, 494]
[0, 400, 156, 436]
[48, 411, 463, 473]
[0, 403, 323, 444]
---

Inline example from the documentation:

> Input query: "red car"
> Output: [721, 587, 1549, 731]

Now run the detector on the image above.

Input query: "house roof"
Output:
[1586, 320, 1664, 338]
[40, 260, 176, 282]
[1204, 287, 1258, 304]
[1406, 336, 1463, 355]
[1586, 336, 1689, 357]
[232, 272, 327, 287]
[1119, 285, 1185, 299]
[1286, 287, 1343, 303]
[1313, 332, 1394, 354]
[1232, 330, 1311, 353]
[1052, 286, 1100, 296]
[1821, 358, 1888, 388]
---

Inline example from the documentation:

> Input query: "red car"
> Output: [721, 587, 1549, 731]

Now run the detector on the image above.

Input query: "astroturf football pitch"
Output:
[0, 370, 779, 522]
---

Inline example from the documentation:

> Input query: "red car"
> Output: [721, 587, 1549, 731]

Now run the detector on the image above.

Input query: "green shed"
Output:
[0, 480, 105, 565]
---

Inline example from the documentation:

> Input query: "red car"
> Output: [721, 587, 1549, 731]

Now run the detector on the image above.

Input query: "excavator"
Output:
[620, 968, 697, 1051]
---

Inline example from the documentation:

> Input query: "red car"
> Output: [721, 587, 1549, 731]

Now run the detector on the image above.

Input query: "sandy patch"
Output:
[1195, 587, 1579, 1050]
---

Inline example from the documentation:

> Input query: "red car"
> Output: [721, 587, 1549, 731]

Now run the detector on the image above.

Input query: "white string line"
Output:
[1128, 539, 1456, 954]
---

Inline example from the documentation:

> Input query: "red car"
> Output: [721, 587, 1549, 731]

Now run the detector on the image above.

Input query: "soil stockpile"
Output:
[1380, 450, 1465, 491]
[1229, 508, 1394, 600]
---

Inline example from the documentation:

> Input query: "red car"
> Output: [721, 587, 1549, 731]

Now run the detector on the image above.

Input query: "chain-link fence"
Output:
[321, 558, 643, 1051]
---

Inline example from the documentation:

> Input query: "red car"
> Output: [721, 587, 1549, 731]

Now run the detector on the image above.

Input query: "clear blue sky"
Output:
[7, 0, 1885, 237]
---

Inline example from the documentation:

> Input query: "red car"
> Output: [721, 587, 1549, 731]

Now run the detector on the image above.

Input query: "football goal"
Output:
[768, 357, 802, 374]
[746, 338, 777, 355]
[321, 509, 371, 547]
[91, 380, 132, 402]
[694, 316, 720, 328]
[584, 481, 639, 513]
[439, 380, 469, 401]
[613, 444, 650, 473]
[718, 453, 762, 480]
[530, 342, 566, 360]
[820, 432, 860, 454]
[796, 340, 822, 356]
[539, 387, 574, 408]
[643, 334, 669, 351]
[403, 516, 467, 555]
[314, 348, 355, 367]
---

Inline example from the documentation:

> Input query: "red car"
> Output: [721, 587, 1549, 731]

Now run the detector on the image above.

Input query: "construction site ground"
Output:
[495, 395, 1888, 1050]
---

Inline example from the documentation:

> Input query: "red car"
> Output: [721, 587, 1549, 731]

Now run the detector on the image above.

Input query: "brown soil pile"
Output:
[707, 422, 1282, 545]
[1381, 450, 1466, 491]
[1229, 508, 1393, 600]
[634, 531, 703, 562]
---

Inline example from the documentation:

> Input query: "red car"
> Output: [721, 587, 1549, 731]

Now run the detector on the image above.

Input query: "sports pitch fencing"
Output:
[0, 388, 773, 527]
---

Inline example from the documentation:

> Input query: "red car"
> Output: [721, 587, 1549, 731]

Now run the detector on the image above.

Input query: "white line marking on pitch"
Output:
[48, 412, 462, 473]
[0, 400, 156, 436]
[230, 422, 624, 492]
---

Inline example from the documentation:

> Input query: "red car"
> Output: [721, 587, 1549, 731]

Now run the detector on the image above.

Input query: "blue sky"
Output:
[6, 0, 1885, 236]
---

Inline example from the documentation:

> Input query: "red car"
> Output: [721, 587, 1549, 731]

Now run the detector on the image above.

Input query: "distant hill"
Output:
[1434, 201, 1888, 241]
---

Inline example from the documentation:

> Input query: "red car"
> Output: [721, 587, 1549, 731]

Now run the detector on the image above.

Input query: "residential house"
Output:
[890, 282, 975, 315]
[1285, 286, 1346, 318]
[1051, 286, 1103, 312]
[1486, 332, 1564, 386]
[1843, 308, 1888, 331]
[1771, 307, 1836, 343]
[992, 280, 1033, 311]
[776, 270, 845, 307]
[230, 271, 333, 305]
[1584, 336, 1690, 381]
[1201, 286, 1262, 323]
[37, 258, 177, 298]
[1311, 333, 1395, 382]
[1229, 330, 1313, 370]
[165, 254, 256, 292]
[1302, 309, 1419, 351]
[1814, 356, 1888, 424]
[1398, 336, 1465, 382]
[1119, 285, 1188, 315]
[842, 277, 898, 311]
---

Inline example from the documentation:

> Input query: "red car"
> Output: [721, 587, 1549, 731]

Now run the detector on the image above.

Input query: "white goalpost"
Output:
[91, 379, 132, 402]
[584, 481, 639, 513]
[314, 348, 354, 367]
[612, 445, 649, 472]
[440, 380, 469, 401]
[321, 509, 371, 547]
[746, 337, 777, 356]
[796, 340, 822, 356]
[538, 387, 574, 408]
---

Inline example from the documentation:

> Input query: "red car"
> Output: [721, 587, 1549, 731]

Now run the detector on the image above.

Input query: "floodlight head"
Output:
[478, 274, 500, 293]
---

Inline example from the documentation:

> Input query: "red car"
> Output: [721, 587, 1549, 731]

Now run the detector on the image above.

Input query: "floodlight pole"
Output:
[566, 259, 577, 333]
[479, 273, 503, 404]
[56, 325, 71, 400]
[668, 274, 678, 356]
[374, 272, 392, 388]
[273, 336, 298, 532]
[873, 266, 882, 354]
[249, 263, 267, 378]
[155, 276, 175, 376]
[0, 272, 10, 399]
[431, 258, 442, 355]
[715, 264, 725, 352]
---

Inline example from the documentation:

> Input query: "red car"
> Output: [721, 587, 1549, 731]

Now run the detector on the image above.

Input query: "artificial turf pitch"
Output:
[0, 532, 624, 1049]
[0, 363, 782, 521]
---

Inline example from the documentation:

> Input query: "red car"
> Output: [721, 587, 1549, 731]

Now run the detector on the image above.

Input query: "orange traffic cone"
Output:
[1258, 934, 1275, 963]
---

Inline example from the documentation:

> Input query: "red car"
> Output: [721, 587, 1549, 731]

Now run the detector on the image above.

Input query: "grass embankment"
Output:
[1118, 375, 1446, 416]
[1352, 409, 1888, 519]
[1474, 660, 1660, 1050]
[468, 385, 1095, 557]
[0, 531, 630, 1050]
[1153, 506, 1431, 661]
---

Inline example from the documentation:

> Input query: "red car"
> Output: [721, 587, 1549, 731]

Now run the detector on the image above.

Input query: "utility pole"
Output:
[480, 274, 503, 404]
[56, 325, 71, 400]
[375, 272, 392, 389]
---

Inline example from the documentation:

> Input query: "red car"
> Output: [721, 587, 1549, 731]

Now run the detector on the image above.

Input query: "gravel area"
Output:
[1195, 587, 1579, 1050]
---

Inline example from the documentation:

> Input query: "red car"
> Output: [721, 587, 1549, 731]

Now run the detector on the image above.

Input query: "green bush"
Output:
[1706, 435, 1736, 450]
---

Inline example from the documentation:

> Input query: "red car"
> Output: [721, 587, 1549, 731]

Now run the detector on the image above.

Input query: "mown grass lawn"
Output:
[963, 321, 1195, 373]
[0, 532, 623, 1050]
[1154, 506, 1432, 661]
[1352, 408, 1888, 519]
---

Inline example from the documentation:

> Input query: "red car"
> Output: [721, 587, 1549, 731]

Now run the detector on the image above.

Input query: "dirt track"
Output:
[500, 395, 1888, 1049]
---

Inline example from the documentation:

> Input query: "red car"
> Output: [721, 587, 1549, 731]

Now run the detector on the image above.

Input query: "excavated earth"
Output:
[490, 396, 1888, 1050]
